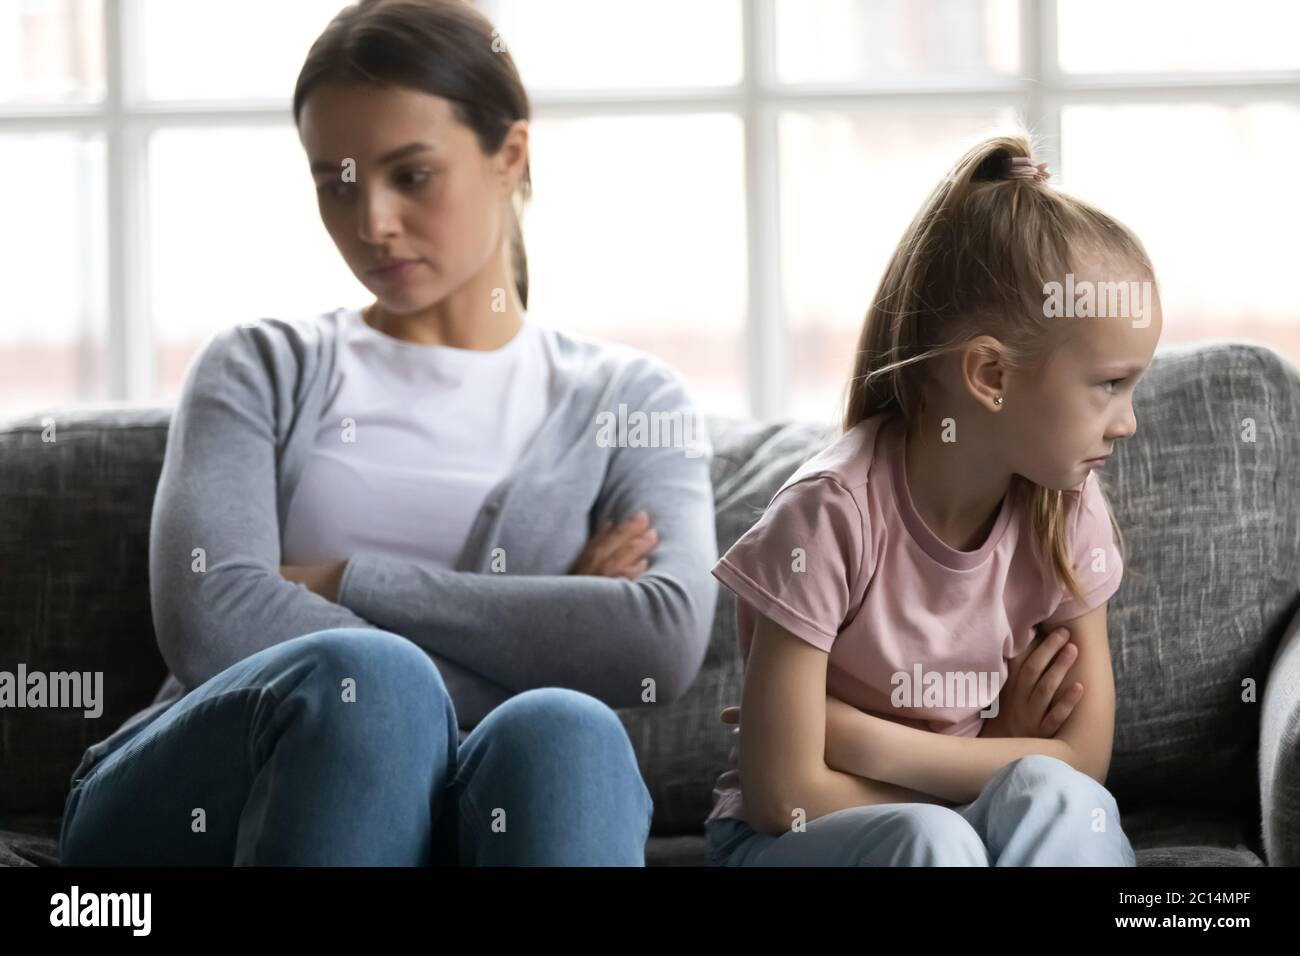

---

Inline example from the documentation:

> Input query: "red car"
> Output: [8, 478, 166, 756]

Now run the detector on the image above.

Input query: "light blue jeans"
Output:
[60, 628, 654, 865]
[705, 754, 1137, 866]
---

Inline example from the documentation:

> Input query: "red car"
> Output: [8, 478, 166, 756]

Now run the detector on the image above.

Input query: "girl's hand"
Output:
[724, 624, 1084, 746]
[720, 705, 742, 749]
[279, 561, 347, 603]
[569, 510, 658, 580]
[981, 626, 1083, 739]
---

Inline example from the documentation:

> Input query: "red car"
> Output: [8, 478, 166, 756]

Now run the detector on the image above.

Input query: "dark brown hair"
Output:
[843, 131, 1153, 604]
[293, 0, 532, 306]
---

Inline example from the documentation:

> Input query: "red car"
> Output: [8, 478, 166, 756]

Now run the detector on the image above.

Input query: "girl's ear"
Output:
[958, 335, 1009, 409]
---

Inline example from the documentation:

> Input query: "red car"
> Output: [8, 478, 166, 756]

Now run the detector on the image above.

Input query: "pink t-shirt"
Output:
[706, 412, 1123, 825]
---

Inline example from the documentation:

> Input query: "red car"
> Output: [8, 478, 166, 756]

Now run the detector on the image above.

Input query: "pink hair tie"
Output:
[1007, 156, 1051, 182]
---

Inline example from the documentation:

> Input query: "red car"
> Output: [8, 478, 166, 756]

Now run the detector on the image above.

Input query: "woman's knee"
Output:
[478, 689, 648, 797]
[489, 688, 627, 745]
[267, 627, 455, 741]
[281, 627, 445, 696]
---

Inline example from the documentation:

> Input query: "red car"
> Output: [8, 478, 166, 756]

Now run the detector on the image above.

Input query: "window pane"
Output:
[1058, 0, 1300, 73]
[527, 114, 747, 416]
[0, 0, 103, 104]
[483, 0, 742, 90]
[149, 126, 368, 400]
[780, 109, 1017, 424]
[775, 0, 1019, 85]
[0, 133, 107, 415]
[136, 0, 342, 101]
[1061, 103, 1300, 366]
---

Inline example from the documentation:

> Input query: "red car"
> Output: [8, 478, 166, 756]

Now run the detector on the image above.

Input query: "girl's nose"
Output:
[1111, 404, 1138, 441]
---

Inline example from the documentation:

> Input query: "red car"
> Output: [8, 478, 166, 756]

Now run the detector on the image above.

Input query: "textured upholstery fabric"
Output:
[2, 343, 1298, 866]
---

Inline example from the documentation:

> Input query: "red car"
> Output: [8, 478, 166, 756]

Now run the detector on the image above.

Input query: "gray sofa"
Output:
[2, 341, 1299, 866]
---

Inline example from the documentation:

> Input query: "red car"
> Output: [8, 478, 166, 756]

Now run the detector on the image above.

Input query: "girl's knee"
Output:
[1001, 754, 1120, 810]
[895, 804, 984, 842]
[845, 805, 987, 866]
[891, 806, 987, 865]
[1004, 753, 1100, 788]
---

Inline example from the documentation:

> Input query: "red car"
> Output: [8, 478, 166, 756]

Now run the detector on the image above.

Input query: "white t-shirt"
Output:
[281, 306, 557, 569]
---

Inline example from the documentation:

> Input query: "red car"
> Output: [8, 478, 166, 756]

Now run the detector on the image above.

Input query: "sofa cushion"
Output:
[0, 407, 171, 815]
[617, 416, 836, 832]
[1096, 344, 1299, 819]
[642, 806, 1269, 865]
[0, 812, 61, 867]
[0, 805, 1265, 866]
[2, 343, 1297, 852]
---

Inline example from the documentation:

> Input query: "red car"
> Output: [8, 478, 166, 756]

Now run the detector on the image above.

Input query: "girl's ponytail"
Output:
[843, 134, 1041, 429]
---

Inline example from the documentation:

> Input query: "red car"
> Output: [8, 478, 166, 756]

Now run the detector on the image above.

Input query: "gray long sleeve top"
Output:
[73, 310, 718, 782]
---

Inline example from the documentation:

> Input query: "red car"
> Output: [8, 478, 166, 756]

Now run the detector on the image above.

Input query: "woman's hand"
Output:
[980, 626, 1083, 739]
[568, 510, 658, 580]
[279, 561, 348, 603]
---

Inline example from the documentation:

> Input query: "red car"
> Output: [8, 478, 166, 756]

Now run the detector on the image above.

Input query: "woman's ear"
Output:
[496, 119, 529, 192]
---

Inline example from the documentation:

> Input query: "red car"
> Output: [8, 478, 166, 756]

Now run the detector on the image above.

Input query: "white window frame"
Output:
[2, 0, 1297, 416]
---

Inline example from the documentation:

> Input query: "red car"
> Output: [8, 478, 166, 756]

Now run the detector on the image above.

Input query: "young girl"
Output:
[706, 133, 1160, 866]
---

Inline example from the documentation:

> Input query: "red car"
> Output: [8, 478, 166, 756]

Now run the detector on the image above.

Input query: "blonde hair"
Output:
[842, 131, 1148, 605]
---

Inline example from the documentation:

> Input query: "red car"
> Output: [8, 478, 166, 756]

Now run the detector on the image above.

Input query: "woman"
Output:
[58, 0, 718, 866]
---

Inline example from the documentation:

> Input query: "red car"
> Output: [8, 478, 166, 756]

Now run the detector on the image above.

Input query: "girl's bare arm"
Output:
[739, 614, 950, 837]
[823, 606, 1113, 803]
[824, 699, 1073, 804]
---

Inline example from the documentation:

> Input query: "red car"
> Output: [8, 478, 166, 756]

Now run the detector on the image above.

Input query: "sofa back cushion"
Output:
[0, 408, 170, 813]
[2, 343, 1297, 831]
[620, 343, 1300, 832]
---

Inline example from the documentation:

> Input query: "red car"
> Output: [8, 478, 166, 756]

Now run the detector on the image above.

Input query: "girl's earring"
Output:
[993, 395, 1004, 406]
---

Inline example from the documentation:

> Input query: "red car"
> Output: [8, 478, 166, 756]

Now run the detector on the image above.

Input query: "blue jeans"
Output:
[59, 628, 654, 865]
[705, 754, 1137, 866]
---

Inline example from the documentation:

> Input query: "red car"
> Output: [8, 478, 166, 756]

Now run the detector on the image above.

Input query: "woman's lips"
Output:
[368, 259, 421, 282]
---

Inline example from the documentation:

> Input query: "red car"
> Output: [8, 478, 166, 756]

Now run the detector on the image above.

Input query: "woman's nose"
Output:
[357, 188, 400, 244]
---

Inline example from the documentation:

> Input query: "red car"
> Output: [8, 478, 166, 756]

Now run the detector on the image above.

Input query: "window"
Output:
[0, 0, 354, 414]
[3, 0, 1298, 421]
